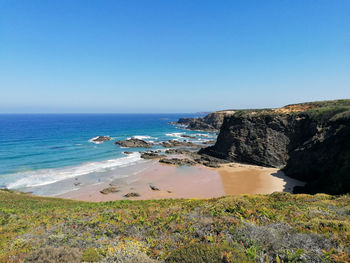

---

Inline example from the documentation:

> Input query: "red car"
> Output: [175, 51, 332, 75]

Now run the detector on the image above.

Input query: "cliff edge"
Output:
[199, 99, 350, 194]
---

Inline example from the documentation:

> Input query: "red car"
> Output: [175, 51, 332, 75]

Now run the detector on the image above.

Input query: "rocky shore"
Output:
[81, 99, 350, 198]
[199, 99, 350, 194]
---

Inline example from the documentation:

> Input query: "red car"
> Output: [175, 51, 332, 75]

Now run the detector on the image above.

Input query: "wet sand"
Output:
[59, 161, 304, 202]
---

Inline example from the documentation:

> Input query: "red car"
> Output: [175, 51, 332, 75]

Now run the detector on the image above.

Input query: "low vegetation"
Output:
[0, 190, 349, 262]
[227, 99, 350, 120]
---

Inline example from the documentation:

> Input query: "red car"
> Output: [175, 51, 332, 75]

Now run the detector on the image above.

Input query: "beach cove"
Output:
[58, 160, 304, 202]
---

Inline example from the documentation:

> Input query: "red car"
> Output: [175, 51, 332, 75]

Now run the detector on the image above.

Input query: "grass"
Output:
[0, 190, 349, 262]
[225, 99, 350, 120]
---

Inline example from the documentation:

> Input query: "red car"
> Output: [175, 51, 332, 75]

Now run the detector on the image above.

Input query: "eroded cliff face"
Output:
[200, 113, 316, 167]
[284, 112, 350, 194]
[200, 106, 350, 194]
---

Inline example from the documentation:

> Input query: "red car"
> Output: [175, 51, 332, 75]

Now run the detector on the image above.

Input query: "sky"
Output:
[0, 0, 349, 113]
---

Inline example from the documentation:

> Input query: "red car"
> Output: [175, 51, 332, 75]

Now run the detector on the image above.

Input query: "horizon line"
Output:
[0, 112, 208, 115]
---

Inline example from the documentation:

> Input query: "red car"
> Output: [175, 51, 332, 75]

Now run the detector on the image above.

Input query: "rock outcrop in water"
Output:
[199, 99, 350, 194]
[115, 138, 153, 148]
[171, 111, 235, 131]
[90, 136, 111, 143]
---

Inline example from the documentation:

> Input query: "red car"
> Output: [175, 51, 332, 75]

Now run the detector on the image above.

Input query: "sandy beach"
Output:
[59, 160, 304, 202]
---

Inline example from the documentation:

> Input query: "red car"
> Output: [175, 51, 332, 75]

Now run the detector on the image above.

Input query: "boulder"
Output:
[115, 138, 153, 148]
[90, 136, 111, 143]
[165, 149, 191, 155]
[100, 186, 120, 195]
[124, 192, 140, 198]
[140, 152, 166, 159]
[194, 154, 228, 168]
[149, 184, 160, 191]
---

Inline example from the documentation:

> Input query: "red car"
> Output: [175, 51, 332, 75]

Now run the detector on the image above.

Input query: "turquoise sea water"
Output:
[0, 114, 215, 192]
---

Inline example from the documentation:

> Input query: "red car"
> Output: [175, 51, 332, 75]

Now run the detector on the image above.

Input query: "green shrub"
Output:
[25, 246, 81, 263]
[82, 247, 102, 262]
[124, 252, 158, 263]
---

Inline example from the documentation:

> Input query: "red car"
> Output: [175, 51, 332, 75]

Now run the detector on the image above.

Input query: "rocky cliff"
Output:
[200, 100, 350, 194]
[172, 111, 235, 131]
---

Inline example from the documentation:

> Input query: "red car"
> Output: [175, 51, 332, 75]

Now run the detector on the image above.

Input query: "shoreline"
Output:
[3, 124, 307, 202]
[57, 160, 304, 202]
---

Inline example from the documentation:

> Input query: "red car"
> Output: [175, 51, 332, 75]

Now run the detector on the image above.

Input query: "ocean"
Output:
[0, 114, 216, 195]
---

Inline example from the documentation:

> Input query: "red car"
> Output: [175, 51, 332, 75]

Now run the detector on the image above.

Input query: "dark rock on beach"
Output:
[124, 192, 140, 198]
[123, 151, 134, 155]
[159, 158, 197, 166]
[165, 148, 191, 155]
[194, 154, 228, 168]
[149, 184, 160, 191]
[115, 138, 153, 148]
[140, 152, 166, 159]
[100, 186, 120, 195]
[163, 148, 224, 168]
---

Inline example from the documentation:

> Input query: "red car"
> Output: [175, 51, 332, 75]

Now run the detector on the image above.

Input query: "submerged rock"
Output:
[180, 134, 196, 139]
[115, 138, 153, 148]
[90, 136, 111, 143]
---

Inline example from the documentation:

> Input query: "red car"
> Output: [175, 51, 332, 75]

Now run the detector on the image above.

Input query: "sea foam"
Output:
[165, 132, 184, 138]
[6, 152, 141, 189]
[126, 135, 157, 140]
[89, 136, 104, 144]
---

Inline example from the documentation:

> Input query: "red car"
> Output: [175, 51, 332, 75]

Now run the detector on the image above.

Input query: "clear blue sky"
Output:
[1, 0, 349, 113]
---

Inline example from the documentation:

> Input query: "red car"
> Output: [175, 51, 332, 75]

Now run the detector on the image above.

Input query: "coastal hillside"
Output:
[1, 190, 349, 262]
[198, 99, 350, 194]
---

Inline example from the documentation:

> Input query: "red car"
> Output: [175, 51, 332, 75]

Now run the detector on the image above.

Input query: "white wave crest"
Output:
[6, 152, 141, 189]
[126, 135, 158, 140]
[88, 136, 103, 144]
[165, 132, 184, 138]
[194, 133, 210, 137]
